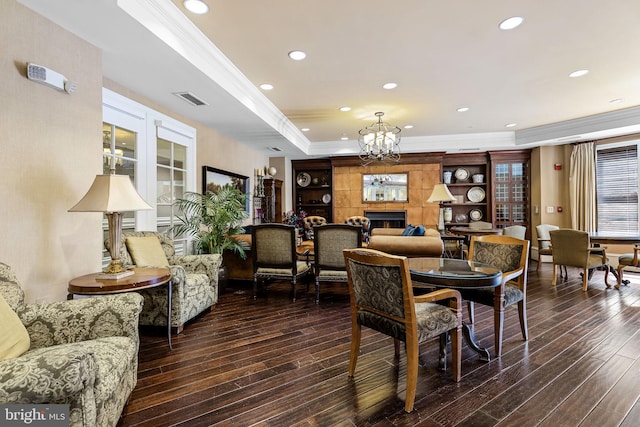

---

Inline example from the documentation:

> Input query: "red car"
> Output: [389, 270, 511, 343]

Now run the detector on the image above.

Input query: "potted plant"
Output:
[171, 185, 250, 257]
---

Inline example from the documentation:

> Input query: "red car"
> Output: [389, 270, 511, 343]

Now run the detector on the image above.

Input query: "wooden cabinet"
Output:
[292, 159, 332, 222]
[262, 178, 282, 223]
[442, 153, 491, 229]
[489, 150, 531, 238]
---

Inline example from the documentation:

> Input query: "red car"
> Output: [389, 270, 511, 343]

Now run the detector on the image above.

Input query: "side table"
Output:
[68, 267, 173, 349]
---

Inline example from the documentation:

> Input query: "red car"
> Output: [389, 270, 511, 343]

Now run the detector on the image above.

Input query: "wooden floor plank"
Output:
[118, 263, 640, 427]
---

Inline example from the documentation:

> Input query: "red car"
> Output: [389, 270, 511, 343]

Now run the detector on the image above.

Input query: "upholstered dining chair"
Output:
[503, 225, 526, 240]
[343, 248, 462, 413]
[344, 215, 371, 243]
[313, 224, 362, 303]
[462, 234, 530, 357]
[549, 229, 611, 291]
[616, 245, 640, 289]
[536, 223, 560, 273]
[302, 215, 327, 240]
[252, 223, 312, 301]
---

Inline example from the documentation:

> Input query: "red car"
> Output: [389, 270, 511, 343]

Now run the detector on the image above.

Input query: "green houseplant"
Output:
[171, 185, 250, 258]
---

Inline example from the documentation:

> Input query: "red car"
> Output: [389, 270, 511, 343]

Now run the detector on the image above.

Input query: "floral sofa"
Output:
[0, 262, 144, 427]
[106, 231, 222, 333]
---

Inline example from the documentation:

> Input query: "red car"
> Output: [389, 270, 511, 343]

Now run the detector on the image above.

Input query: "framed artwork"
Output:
[202, 166, 250, 213]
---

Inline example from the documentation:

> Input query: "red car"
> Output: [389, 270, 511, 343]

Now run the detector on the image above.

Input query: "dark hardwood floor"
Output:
[119, 262, 640, 427]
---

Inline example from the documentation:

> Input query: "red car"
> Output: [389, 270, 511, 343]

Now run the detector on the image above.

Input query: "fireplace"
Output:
[365, 210, 407, 230]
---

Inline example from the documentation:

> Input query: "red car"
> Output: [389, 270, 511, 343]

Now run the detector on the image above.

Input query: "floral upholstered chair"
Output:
[343, 248, 462, 413]
[0, 262, 143, 427]
[461, 235, 530, 357]
[105, 231, 221, 333]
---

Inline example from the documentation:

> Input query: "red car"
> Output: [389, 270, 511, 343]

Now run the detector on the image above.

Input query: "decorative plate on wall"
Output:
[322, 193, 331, 204]
[296, 172, 311, 187]
[467, 186, 486, 203]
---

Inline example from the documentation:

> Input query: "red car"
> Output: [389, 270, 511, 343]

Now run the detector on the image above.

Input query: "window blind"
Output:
[596, 145, 639, 233]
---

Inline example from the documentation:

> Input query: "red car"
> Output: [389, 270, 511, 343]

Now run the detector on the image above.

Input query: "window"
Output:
[596, 143, 639, 233]
[102, 89, 196, 265]
[494, 161, 528, 227]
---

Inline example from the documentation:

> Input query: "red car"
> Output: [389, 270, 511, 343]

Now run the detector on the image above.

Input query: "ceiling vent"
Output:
[173, 91, 208, 106]
[269, 147, 282, 152]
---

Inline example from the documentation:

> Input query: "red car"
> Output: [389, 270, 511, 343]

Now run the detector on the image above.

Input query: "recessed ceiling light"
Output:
[340, 135, 349, 141]
[183, 0, 208, 14]
[301, 128, 310, 132]
[339, 106, 351, 112]
[457, 107, 470, 112]
[499, 16, 524, 30]
[259, 83, 274, 91]
[609, 98, 624, 104]
[382, 82, 397, 90]
[404, 125, 414, 129]
[288, 50, 306, 61]
[505, 123, 517, 128]
[569, 69, 589, 78]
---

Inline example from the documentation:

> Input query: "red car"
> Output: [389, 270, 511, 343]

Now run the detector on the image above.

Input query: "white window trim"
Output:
[103, 88, 197, 232]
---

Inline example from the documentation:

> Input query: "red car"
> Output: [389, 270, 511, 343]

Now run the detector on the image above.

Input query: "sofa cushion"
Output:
[402, 224, 416, 236]
[411, 225, 425, 236]
[0, 294, 30, 360]
[125, 236, 170, 267]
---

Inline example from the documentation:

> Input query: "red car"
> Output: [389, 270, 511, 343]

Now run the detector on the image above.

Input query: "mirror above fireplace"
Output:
[362, 173, 408, 202]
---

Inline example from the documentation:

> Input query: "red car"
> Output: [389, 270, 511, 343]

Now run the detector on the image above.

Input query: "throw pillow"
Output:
[126, 236, 170, 267]
[0, 294, 30, 360]
[402, 224, 416, 236]
[412, 225, 425, 236]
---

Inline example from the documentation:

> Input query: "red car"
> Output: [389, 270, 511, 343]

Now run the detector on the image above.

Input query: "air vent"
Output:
[173, 91, 208, 106]
[269, 147, 282, 152]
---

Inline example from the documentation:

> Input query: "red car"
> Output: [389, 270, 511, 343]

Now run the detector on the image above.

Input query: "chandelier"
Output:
[358, 112, 401, 166]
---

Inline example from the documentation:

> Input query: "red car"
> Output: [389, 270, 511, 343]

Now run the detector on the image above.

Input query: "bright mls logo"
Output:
[1, 404, 68, 426]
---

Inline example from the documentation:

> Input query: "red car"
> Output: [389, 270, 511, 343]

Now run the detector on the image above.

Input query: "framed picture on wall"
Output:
[202, 166, 250, 214]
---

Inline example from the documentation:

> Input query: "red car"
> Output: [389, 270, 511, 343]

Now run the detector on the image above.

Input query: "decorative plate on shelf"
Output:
[454, 168, 470, 182]
[469, 208, 483, 221]
[322, 193, 331, 204]
[296, 172, 311, 187]
[467, 186, 486, 203]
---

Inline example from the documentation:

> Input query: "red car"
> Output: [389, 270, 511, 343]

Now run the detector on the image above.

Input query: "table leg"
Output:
[462, 321, 491, 362]
[167, 280, 173, 350]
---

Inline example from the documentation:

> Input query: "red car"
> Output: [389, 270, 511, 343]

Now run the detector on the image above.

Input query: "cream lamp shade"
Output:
[427, 183, 456, 232]
[427, 183, 456, 203]
[69, 173, 152, 278]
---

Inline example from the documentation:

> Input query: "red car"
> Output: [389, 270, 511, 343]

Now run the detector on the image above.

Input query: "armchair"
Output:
[536, 224, 560, 273]
[344, 215, 371, 243]
[302, 215, 327, 240]
[0, 262, 143, 427]
[106, 231, 222, 333]
[343, 248, 462, 413]
[549, 229, 611, 291]
[617, 245, 640, 289]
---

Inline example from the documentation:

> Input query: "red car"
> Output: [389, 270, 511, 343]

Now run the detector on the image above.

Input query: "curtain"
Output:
[569, 142, 597, 231]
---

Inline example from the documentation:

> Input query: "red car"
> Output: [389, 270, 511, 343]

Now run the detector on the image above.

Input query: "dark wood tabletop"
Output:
[408, 257, 502, 289]
[68, 267, 171, 295]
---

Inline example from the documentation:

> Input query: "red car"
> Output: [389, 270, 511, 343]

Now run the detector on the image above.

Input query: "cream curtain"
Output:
[569, 142, 597, 231]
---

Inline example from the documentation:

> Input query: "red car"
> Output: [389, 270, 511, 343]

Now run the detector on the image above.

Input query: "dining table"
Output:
[408, 257, 502, 363]
[589, 231, 640, 285]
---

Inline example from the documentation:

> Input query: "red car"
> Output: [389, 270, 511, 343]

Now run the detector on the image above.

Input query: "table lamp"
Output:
[427, 183, 456, 232]
[69, 171, 152, 279]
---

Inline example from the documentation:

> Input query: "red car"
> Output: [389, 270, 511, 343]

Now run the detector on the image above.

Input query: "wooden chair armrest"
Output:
[413, 288, 461, 311]
[502, 267, 525, 284]
[589, 246, 607, 262]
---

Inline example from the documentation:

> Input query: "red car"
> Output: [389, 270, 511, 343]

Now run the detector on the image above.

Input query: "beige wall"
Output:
[333, 163, 440, 228]
[2, 1, 270, 303]
[1, 1, 103, 302]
